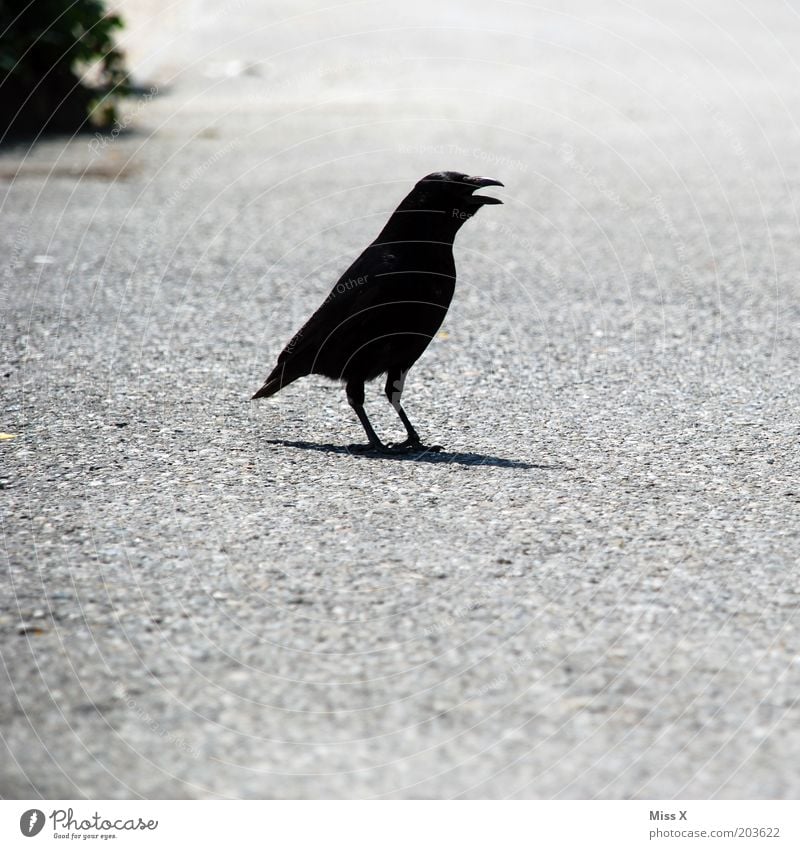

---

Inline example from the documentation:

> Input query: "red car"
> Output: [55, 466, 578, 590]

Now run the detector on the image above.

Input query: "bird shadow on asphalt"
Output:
[265, 439, 550, 469]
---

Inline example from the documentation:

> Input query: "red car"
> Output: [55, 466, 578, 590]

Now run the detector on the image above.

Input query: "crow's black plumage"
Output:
[252, 171, 503, 452]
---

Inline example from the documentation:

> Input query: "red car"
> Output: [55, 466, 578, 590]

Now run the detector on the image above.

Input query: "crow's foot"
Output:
[347, 442, 384, 454]
[386, 439, 443, 453]
[347, 440, 442, 455]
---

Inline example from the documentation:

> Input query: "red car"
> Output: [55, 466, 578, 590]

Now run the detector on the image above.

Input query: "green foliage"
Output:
[0, 0, 131, 138]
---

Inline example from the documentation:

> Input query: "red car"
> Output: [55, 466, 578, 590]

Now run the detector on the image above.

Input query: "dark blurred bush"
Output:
[0, 0, 131, 139]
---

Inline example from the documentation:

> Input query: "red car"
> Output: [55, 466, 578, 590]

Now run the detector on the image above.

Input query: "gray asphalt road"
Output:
[2, 0, 800, 799]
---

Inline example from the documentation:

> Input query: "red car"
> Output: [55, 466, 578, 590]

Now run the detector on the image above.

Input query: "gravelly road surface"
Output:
[2, 0, 800, 799]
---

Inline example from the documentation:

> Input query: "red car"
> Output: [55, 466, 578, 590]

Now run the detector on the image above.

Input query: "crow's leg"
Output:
[346, 377, 386, 452]
[385, 368, 418, 442]
[384, 368, 442, 452]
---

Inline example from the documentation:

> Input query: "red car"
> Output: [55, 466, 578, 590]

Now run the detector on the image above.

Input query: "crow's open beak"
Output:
[469, 176, 504, 205]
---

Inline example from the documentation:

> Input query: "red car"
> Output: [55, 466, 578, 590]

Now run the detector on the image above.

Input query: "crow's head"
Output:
[379, 171, 504, 242]
[395, 170, 503, 220]
[411, 171, 504, 219]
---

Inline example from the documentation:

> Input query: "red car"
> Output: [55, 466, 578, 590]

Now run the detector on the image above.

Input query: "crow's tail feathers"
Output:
[251, 364, 300, 400]
[251, 378, 282, 400]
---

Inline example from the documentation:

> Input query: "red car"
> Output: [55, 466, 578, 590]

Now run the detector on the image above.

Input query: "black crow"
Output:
[252, 171, 503, 452]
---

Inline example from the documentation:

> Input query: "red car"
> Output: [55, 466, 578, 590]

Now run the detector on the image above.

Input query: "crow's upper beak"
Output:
[468, 176, 504, 205]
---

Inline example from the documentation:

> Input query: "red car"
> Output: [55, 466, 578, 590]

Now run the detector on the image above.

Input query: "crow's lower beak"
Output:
[469, 176, 504, 204]
[474, 194, 503, 205]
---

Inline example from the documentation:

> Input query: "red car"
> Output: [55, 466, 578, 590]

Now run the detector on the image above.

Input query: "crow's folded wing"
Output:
[275, 245, 399, 368]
